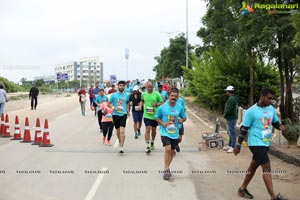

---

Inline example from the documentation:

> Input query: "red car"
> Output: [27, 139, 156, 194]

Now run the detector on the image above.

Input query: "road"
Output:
[0, 93, 299, 200]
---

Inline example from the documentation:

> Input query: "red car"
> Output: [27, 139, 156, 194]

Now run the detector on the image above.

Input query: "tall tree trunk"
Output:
[284, 57, 295, 122]
[248, 49, 254, 107]
[278, 35, 285, 121]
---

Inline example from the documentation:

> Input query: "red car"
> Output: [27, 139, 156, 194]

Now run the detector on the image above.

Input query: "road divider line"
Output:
[84, 167, 107, 200]
[186, 107, 213, 129]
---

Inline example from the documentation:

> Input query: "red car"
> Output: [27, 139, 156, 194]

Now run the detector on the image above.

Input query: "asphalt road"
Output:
[0, 94, 299, 200]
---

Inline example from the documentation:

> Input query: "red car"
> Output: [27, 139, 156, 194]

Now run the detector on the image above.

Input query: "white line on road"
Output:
[186, 107, 213, 129]
[84, 167, 107, 200]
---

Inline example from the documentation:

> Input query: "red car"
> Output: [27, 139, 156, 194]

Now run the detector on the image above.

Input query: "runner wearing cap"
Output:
[129, 85, 143, 139]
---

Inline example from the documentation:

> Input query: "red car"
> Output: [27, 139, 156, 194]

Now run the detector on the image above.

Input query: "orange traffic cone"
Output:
[2, 114, 11, 138]
[32, 118, 42, 145]
[20, 117, 32, 143]
[0, 113, 4, 136]
[39, 119, 54, 147]
[11, 115, 22, 140]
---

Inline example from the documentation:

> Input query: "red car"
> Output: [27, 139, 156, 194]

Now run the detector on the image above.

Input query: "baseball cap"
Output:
[133, 86, 139, 91]
[225, 86, 234, 91]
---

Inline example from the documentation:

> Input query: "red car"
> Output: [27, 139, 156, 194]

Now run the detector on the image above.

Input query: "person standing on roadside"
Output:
[29, 83, 39, 110]
[155, 88, 186, 180]
[141, 81, 163, 154]
[109, 81, 130, 154]
[129, 86, 143, 139]
[234, 88, 287, 200]
[223, 85, 239, 153]
[0, 84, 8, 116]
[78, 86, 87, 116]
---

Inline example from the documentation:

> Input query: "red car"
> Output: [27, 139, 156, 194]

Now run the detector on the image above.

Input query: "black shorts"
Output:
[249, 146, 270, 165]
[161, 136, 178, 150]
[113, 115, 127, 129]
[179, 124, 184, 135]
[144, 118, 158, 127]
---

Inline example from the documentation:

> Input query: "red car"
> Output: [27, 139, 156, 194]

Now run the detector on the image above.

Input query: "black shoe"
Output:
[273, 193, 287, 200]
[146, 147, 151, 154]
[134, 133, 138, 139]
[174, 145, 180, 152]
[31, 108, 33, 110]
[237, 187, 254, 199]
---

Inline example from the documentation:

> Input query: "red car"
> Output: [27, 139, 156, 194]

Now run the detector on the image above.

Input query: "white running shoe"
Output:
[223, 146, 230, 151]
[227, 147, 234, 153]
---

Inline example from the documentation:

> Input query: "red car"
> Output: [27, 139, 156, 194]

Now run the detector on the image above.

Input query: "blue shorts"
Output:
[144, 118, 158, 127]
[132, 111, 143, 123]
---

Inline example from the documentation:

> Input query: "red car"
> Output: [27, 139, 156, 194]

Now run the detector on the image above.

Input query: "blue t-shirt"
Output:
[94, 95, 107, 111]
[242, 104, 279, 147]
[159, 90, 168, 102]
[155, 102, 186, 139]
[109, 92, 129, 116]
[125, 86, 133, 96]
[92, 87, 101, 96]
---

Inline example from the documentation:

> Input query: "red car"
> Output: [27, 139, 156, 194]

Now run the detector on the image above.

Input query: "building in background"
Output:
[54, 57, 104, 86]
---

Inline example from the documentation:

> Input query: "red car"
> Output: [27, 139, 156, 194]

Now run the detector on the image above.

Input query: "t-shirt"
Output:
[129, 93, 143, 112]
[141, 91, 163, 120]
[109, 92, 129, 116]
[165, 97, 186, 109]
[100, 102, 113, 122]
[155, 102, 186, 139]
[242, 104, 279, 147]
[94, 95, 107, 111]
[159, 90, 168, 102]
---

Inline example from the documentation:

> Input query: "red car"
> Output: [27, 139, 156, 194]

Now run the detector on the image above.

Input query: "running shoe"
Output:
[237, 187, 254, 199]
[135, 132, 138, 139]
[227, 147, 234, 153]
[119, 147, 124, 154]
[223, 145, 230, 151]
[137, 129, 141, 136]
[163, 169, 170, 180]
[174, 145, 180, 152]
[146, 147, 151, 154]
[273, 193, 288, 200]
[106, 141, 111, 146]
[102, 137, 106, 143]
[150, 142, 155, 150]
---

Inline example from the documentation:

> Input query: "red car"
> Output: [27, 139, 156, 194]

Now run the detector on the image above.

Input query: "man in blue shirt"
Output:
[109, 81, 130, 154]
[234, 88, 286, 200]
[92, 82, 101, 116]
[155, 88, 186, 180]
[158, 84, 168, 102]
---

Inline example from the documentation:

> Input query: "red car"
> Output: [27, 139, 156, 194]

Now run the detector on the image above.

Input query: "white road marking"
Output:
[84, 167, 107, 200]
[186, 107, 213, 129]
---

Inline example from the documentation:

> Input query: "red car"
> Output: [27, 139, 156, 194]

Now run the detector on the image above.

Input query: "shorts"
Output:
[144, 118, 158, 127]
[132, 111, 143, 123]
[113, 115, 127, 129]
[161, 136, 179, 150]
[249, 146, 270, 165]
[179, 124, 184, 135]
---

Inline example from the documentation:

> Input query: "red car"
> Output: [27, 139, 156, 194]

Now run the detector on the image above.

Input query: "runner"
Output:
[92, 82, 101, 116]
[141, 81, 163, 154]
[109, 81, 130, 154]
[88, 84, 94, 107]
[100, 94, 113, 146]
[78, 86, 87, 116]
[94, 89, 107, 132]
[108, 84, 117, 94]
[129, 85, 143, 139]
[155, 88, 186, 180]
[234, 88, 287, 200]
[158, 84, 168, 102]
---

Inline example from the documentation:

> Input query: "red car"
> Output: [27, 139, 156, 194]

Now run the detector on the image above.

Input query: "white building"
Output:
[54, 57, 104, 85]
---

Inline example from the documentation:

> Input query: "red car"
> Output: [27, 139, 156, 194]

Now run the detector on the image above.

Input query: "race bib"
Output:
[262, 130, 272, 142]
[146, 107, 154, 114]
[135, 106, 141, 111]
[166, 124, 177, 134]
[116, 106, 124, 113]
[105, 114, 112, 120]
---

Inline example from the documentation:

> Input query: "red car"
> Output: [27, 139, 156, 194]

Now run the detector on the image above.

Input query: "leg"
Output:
[0, 103, 4, 116]
[151, 126, 157, 141]
[145, 125, 151, 148]
[228, 119, 237, 147]
[261, 162, 276, 199]
[240, 159, 260, 190]
[107, 122, 114, 141]
[164, 145, 175, 170]
[31, 97, 34, 109]
[120, 127, 125, 147]
[34, 97, 38, 109]
[226, 120, 232, 146]
[102, 122, 108, 138]
[97, 110, 103, 130]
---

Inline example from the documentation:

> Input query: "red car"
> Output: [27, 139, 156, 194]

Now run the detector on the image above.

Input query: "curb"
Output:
[269, 146, 300, 167]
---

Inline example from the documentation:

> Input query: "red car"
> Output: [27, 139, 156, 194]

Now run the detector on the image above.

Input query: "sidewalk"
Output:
[184, 96, 300, 167]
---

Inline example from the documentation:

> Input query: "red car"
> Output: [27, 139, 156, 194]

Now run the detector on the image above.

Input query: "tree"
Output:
[153, 33, 193, 79]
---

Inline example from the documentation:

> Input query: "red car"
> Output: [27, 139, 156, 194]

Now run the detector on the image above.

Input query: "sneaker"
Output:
[227, 147, 234, 153]
[174, 145, 180, 152]
[102, 137, 106, 143]
[146, 147, 151, 154]
[273, 193, 288, 200]
[119, 147, 124, 154]
[135, 132, 138, 139]
[137, 129, 141, 136]
[150, 142, 155, 150]
[163, 169, 171, 180]
[223, 145, 230, 151]
[106, 141, 111, 146]
[237, 187, 254, 199]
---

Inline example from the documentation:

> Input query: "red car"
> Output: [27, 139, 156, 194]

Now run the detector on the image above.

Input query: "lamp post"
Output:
[125, 48, 129, 81]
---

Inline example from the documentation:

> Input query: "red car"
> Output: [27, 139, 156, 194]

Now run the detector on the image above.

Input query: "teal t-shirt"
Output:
[242, 104, 279, 147]
[109, 92, 129, 116]
[95, 94, 107, 111]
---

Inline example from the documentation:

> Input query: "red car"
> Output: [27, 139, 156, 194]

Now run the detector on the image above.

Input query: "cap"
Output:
[133, 86, 139, 91]
[225, 86, 234, 91]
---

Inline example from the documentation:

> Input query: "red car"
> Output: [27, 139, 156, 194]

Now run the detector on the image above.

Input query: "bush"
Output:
[282, 118, 300, 141]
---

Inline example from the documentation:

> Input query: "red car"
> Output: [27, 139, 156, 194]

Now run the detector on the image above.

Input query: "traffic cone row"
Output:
[0, 113, 54, 147]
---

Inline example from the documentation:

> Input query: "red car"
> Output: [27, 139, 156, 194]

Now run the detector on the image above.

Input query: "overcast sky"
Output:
[0, 0, 206, 83]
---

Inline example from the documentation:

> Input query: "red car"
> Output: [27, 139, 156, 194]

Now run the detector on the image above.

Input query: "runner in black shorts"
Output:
[109, 81, 130, 154]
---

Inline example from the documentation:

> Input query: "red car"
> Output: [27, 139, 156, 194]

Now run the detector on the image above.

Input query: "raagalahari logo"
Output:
[241, 1, 299, 15]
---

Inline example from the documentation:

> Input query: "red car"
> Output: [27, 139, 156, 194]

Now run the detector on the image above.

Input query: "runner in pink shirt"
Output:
[100, 95, 114, 145]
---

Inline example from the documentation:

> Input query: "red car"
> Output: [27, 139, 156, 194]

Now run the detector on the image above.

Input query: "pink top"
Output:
[100, 102, 113, 122]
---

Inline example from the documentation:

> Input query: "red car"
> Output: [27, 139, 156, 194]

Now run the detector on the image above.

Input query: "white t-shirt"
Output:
[0, 89, 8, 103]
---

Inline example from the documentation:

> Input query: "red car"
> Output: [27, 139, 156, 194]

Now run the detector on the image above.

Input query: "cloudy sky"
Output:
[0, 0, 206, 83]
